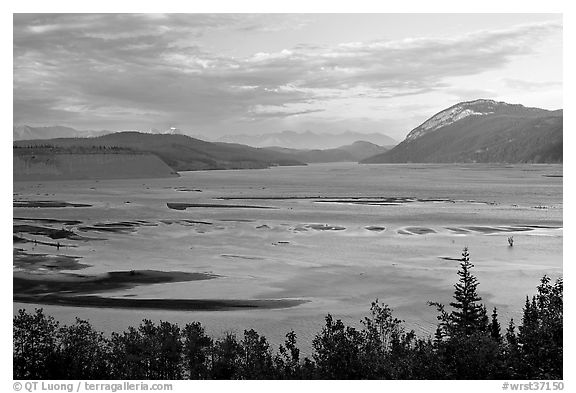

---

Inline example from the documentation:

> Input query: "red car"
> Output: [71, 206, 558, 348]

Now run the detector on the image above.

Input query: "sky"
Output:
[13, 13, 563, 141]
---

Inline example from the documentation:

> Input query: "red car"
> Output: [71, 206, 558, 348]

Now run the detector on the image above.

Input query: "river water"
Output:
[13, 163, 563, 351]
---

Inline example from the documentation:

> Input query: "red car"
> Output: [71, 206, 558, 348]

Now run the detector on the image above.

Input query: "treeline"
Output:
[13, 145, 135, 154]
[13, 248, 562, 380]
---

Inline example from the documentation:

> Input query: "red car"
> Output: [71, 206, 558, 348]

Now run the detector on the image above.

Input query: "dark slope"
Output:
[14, 152, 178, 181]
[14, 132, 305, 171]
[361, 100, 562, 164]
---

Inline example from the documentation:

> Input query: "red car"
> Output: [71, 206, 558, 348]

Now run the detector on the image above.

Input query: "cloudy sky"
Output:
[13, 13, 562, 140]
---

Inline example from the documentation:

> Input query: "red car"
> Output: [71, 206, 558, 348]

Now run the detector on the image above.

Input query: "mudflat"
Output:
[13, 163, 562, 348]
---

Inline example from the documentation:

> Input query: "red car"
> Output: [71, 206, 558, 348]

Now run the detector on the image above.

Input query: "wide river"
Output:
[13, 163, 562, 351]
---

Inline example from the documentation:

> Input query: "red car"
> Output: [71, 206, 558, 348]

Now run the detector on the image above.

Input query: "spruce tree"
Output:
[479, 304, 490, 332]
[517, 276, 563, 379]
[449, 247, 484, 336]
[490, 307, 502, 342]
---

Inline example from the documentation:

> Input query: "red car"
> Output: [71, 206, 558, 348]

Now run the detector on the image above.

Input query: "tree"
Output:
[359, 300, 416, 378]
[239, 329, 274, 379]
[211, 333, 242, 379]
[57, 318, 109, 379]
[429, 248, 486, 339]
[108, 319, 182, 379]
[108, 326, 147, 379]
[312, 314, 363, 379]
[517, 276, 563, 379]
[155, 321, 183, 379]
[505, 318, 517, 348]
[449, 247, 485, 336]
[274, 331, 301, 379]
[427, 248, 507, 379]
[13, 308, 60, 379]
[182, 322, 212, 379]
[490, 307, 502, 342]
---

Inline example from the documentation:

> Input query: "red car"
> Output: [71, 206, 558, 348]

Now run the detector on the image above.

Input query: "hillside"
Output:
[361, 99, 562, 164]
[14, 132, 306, 171]
[14, 150, 177, 181]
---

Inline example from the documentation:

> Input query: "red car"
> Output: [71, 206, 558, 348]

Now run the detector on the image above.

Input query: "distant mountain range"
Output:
[361, 99, 562, 164]
[217, 130, 397, 150]
[14, 126, 397, 152]
[13, 125, 112, 141]
[13, 132, 306, 172]
[15, 99, 563, 173]
[268, 141, 390, 163]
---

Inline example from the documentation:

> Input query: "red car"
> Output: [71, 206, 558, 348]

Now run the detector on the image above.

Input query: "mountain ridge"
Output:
[405, 99, 554, 142]
[13, 125, 113, 141]
[13, 132, 306, 172]
[361, 100, 562, 164]
[266, 140, 390, 163]
[216, 130, 397, 150]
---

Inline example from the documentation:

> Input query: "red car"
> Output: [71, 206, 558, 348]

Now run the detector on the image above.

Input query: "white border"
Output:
[3, 3, 572, 391]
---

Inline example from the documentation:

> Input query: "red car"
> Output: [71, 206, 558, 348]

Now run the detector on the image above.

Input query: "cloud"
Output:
[503, 78, 562, 91]
[13, 15, 562, 132]
[234, 14, 312, 33]
[446, 88, 499, 101]
[248, 105, 325, 119]
[228, 21, 561, 91]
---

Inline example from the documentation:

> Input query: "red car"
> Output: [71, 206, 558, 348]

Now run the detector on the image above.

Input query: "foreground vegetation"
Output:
[13, 248, 562, 380]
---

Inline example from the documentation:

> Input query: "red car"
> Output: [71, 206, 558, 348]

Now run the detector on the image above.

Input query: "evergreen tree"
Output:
[517, 276, 563, 379]
[490, 307, 502, 342]
[479, 305, 490, 332]
[433, 326, 444, 347]
[449, 247, 485, 336]
[504, 318, 521, 378]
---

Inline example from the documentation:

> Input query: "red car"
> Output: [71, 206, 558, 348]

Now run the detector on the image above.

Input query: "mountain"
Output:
[217, 130, 397, 150]
[361, 99, 562, 164]
[14, 125, 81, 140]
[14, 132, 306, 171]
[13, 125, 112, 141]
[337, 141, 391, 161]
[267, 141, 391, 163]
